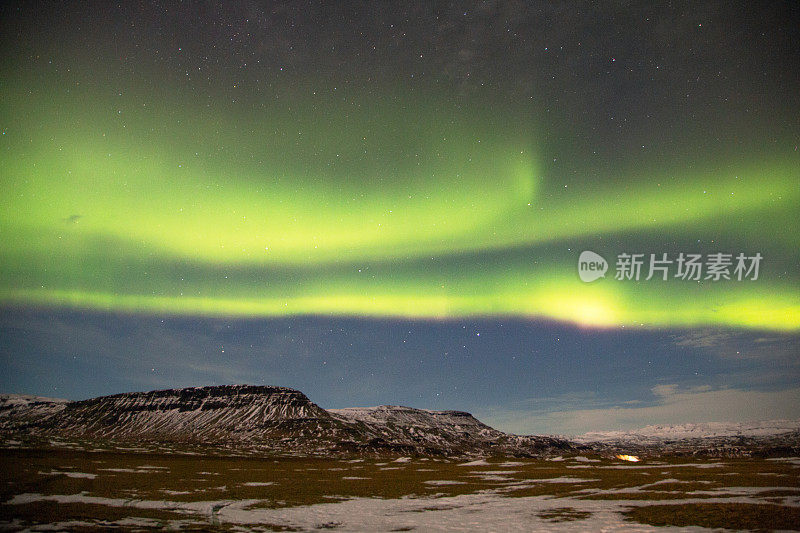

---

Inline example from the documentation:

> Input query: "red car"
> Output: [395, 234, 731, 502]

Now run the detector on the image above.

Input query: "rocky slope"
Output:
[0, 394, 69, 431]
[330, 406, 503, 444]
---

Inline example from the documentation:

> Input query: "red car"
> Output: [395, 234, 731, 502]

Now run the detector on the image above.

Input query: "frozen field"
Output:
[1, 449, 799, 531]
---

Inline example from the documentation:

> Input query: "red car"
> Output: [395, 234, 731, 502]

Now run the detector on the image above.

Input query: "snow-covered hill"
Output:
[330, 405, 503, 444]
[0, 394, 68, 412]
[0, 394, 68, 431]
[0, 385, 366, 449]
[575, 419, 800, 443]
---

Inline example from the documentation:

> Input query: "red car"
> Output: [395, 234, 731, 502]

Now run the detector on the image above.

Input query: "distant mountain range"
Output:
[2, 385, 798, 457]
[573, 419, 800, 457]
[0, 385, 569, 457]
[576, 419, 800, 443]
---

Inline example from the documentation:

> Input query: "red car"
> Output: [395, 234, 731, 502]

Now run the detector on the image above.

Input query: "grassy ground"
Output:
[623, 503, 800, 531]
[0, 448, 798, 530]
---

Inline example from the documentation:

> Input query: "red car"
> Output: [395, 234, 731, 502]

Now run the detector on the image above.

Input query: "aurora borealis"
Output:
[2, 68, 798, 329]
[1, 1, 798, 432]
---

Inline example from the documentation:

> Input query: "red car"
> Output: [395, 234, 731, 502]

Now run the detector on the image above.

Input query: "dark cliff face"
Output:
[67, 385, 318, 415]
[76, 385, 304, 402]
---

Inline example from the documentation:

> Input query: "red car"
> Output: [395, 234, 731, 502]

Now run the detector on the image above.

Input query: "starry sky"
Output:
[1, 1, 798, 434]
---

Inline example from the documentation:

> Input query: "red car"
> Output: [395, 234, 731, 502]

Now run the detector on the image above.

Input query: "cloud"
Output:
[652, 383, 711, 398]
[672, 331, 734, 349]
[671, 330, 800, 359]
[650, 384, 678, 398]
[479, 385, 800, 436]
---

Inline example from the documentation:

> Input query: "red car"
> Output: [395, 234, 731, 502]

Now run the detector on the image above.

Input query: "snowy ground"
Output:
[11, 490, 794, 532]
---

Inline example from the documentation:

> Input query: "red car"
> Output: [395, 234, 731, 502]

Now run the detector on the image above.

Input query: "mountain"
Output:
[0, 386, 365, 452]
[330, 405, 503, 444]
[0, 385, 569, 457]
[573, 419, 800, 458]
[5, 385, 795, 458]
[575, 419, 800, 444]
[0, 394, 69, 431]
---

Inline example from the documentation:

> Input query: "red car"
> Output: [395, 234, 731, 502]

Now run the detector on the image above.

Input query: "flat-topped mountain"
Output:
[54, 385, 343, 442]
[0, 385, 569, 457]
[330, 405, 503, 448]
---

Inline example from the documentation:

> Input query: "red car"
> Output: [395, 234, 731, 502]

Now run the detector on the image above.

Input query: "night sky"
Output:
[1, 1, 798, 434]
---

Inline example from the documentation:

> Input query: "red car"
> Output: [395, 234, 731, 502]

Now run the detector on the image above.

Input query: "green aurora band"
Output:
[1, 79, 798, 330]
